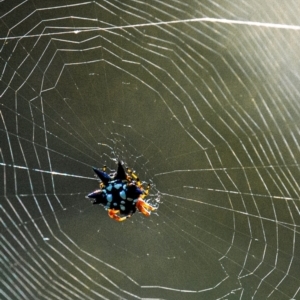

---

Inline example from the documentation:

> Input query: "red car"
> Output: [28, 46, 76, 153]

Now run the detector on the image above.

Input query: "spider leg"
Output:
[107, 209, 128, 222]
[136, 198, 156, 217]
[140, 184, 150, 199]
[126, 168, 141, 185]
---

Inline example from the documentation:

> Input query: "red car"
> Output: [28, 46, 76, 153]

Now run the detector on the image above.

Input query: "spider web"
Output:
[1, 1, 300, 299]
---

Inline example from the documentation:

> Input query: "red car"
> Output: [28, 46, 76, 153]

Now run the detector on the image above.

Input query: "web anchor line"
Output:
[1, 18, 300, 41]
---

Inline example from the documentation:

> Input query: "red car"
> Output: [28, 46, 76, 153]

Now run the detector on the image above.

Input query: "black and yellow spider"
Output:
[87, 161, 156, 221]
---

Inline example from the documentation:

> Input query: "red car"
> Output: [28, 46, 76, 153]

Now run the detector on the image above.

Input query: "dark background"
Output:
[1, 1, 300, 299]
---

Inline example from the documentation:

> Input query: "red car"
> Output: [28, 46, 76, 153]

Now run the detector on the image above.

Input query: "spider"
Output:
[87, 161, 156, 221]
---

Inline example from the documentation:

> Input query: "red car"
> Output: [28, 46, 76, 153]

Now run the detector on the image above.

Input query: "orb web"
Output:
[1, 1, 300, 299]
